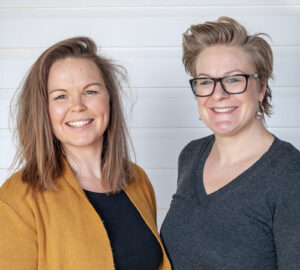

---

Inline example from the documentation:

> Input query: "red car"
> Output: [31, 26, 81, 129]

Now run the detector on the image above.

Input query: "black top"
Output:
[161, 135, 300, 270]
[84, 189, 162, 270]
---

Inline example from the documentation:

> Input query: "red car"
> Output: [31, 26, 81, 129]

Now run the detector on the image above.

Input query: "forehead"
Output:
[48, 57, 104, 87]
[50, 57, 100, 72]
[195, 45, 254, 76]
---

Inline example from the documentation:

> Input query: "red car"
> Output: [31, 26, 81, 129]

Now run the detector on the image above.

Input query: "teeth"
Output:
[67, 120, 91, 127]
[213, 107, 235, 113]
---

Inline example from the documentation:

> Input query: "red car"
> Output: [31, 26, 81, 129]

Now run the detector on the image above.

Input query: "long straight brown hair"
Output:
[11, 37, 135, 192]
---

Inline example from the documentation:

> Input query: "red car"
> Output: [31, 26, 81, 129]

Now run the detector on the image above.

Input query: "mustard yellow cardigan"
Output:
[0, 160, 171, 270]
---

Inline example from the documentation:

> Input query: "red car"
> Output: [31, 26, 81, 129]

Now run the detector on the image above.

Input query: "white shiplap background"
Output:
[1, 0, 300, 227]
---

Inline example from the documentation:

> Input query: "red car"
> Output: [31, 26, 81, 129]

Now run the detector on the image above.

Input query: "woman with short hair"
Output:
[161, 17, 300, 270]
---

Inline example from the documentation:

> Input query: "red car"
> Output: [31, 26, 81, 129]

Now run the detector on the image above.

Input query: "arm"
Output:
[0, 200, 37, 270]
[273, 161, 300, 269]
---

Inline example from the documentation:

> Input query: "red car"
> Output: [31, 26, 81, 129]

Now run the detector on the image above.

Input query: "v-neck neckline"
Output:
[193, 135, 281, 205]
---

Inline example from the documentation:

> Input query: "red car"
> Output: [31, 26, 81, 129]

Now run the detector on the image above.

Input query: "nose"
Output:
[70, 94, 87, 112]
[212, 81, 229, 100]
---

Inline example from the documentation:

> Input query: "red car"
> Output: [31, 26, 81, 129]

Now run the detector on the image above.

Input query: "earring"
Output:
[199, 116, 202, 121]
[255, 101, 265, 119]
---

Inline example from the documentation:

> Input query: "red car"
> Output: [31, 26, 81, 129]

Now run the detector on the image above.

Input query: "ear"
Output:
[259, 77, 267, 102]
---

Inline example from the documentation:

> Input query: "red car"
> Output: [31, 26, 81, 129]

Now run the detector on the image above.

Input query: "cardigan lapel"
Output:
[125, 177, 158, 238]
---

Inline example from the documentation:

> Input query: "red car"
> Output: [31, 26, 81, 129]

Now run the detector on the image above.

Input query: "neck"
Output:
[63, 143, 103, 183]
[213, 120, 274, 165]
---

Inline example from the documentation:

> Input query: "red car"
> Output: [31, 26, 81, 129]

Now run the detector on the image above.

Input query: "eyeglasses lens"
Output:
[192, 75, 247, 96]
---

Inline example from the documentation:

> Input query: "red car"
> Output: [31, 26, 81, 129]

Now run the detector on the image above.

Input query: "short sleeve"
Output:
[0, 200, 37, 270]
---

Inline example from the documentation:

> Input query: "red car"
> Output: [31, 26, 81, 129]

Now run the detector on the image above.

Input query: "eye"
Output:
[199, 79, 213, 86]
[54, 94, 67, 100]
[84, 90, 98, 95]
[224, 76, 241, 84]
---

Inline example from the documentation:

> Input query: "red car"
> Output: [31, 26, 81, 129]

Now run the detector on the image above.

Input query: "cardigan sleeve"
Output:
[0, 199, 37, 270]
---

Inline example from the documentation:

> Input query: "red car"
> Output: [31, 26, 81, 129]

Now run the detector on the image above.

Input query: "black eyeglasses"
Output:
[189, 73, 260, 97]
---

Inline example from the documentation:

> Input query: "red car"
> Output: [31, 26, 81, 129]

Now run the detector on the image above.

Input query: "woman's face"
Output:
[194, 45, 265, 137]
[48, 57, 110, 152]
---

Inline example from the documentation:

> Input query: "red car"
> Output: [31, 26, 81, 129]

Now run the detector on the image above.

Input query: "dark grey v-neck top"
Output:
[160, 135, 300, 270]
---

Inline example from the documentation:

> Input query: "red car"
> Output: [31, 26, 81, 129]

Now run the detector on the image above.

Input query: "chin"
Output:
[210, 121, 233, 131]
[214, 131, 237, 138]
[65, 137, 103, 149]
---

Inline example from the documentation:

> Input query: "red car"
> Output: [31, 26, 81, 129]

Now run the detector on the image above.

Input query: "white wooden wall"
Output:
[1, 0, 300, 227]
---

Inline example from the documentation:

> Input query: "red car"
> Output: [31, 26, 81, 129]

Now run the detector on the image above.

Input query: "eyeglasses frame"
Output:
[189, 73, 260, 97]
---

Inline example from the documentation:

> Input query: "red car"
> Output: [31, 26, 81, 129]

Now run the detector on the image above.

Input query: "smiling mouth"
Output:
[66, 120, 93, 127]
[212, 107, 236, 113]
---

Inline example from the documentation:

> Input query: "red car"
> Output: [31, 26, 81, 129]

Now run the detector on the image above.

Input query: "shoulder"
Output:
[0, 169, 32, 203]
[130, 163, 153, 191]
[270, 138, 300, 176]
[133, 163, 148, 179]
[126, 163, 157, 212]
[175, 135, 213, 186]
[0, 172, 38, 267]
[269, 140, 300, 230]
[274, 137, 299, 160]
[266, 138, 300, 194]
[0, 169, 36, 228]
[180, 134, 214, 155]
[178, 134, 214, 163]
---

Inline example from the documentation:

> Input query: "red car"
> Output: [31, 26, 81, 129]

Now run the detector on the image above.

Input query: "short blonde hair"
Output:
[182, 16, 273, 116]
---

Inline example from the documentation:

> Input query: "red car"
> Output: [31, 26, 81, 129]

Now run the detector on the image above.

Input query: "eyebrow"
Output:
[83, 82, 104, 90]
[49, 82, 104, 94]
[197, 70, 247, 78]
[48, 89, 67, 94]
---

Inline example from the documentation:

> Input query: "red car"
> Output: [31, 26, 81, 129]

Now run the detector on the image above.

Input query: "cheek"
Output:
[91, 98, 110, 116]
[48, 103, 66, 125]
[196, 98, 207, 114]
[248, 81, 263, 100]
[245, 91, 260, 110]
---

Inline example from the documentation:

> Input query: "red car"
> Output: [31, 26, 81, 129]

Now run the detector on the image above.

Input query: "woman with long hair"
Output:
[0, 37, 171, 270]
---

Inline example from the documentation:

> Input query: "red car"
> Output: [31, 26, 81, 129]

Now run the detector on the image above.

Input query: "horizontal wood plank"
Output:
[0, 168, 10, 186]
[145, 169, 177, 209]
[1, 7, 300, 48]
[1, 0, 299, 8]
[0, 129, 16, 170]
[1, 47, 300, 90]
